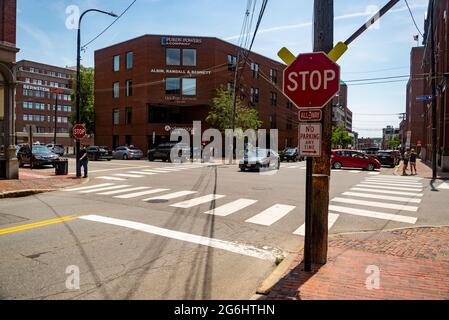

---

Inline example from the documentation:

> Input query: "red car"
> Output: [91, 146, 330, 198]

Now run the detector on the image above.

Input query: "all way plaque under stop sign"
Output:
[299, 123, 322, 157]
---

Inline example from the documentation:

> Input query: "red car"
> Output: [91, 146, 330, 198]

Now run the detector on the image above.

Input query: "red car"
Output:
[331, 149, 381, 171]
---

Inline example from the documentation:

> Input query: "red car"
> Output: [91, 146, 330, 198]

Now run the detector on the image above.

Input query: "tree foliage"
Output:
[206, 87, 262, 133]
[70, 66, 95, 134]
[387, 135, 401, 149]
[332, 125, 353, 148]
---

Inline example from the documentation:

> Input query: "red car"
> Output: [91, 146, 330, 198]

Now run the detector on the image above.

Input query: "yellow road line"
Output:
[0, 216, 78, 236]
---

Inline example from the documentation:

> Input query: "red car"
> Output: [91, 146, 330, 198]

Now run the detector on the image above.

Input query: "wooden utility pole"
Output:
[311, 0, 334, 265]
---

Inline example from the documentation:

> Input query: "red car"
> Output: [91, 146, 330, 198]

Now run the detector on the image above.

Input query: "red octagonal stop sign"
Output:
[73, 124, 86, 140]
[283, 52, 340, 109]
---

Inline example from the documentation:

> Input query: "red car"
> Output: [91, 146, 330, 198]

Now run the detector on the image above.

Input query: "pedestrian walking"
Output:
[402, 148, 411, 176]
[77, 144, 89, 178]
[410, 149, 417, 175]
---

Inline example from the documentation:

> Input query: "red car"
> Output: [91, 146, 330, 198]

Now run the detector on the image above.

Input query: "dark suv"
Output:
[87, 146, 113, 161]
[376, 150, 400, 168]
[148, 142, 191, 162]
[17, 145, 60, 168]
[280, 148, 303, 162]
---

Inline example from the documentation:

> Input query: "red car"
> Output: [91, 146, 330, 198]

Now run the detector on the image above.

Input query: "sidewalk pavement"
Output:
[396, 159, 449, 179]
[0, 168, 85, 197]
[263, 226, 449, 300]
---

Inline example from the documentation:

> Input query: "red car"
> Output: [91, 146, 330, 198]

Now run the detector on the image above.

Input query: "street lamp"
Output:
[76, 9, 117, 177]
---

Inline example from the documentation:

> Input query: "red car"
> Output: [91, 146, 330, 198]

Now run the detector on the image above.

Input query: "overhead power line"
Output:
[404, 0, 424, 38]
[82, 0, 137, 50]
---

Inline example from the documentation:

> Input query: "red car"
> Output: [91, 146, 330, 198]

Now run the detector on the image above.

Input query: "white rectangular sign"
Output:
[299, 123, 322, 157]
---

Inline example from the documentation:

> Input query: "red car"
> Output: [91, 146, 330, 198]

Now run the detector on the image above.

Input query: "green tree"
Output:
[387, 135, 400, 149]
[206, 87, 262, 133]
[332, 124, 353, 148]
[70, 66, 95, 134]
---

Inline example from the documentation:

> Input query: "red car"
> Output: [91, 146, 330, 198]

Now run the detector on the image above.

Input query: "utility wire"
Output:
[404, 0, 424, 38]
[82, 0, 137, 50]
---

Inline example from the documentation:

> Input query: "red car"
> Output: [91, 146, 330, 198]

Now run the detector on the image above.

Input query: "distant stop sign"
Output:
[283, 52, 340, 109]
[73, 124, 86, 140]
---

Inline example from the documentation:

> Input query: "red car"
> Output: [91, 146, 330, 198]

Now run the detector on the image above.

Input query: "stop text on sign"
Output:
[287, 70, 336, 92]
[299, 123, 322, 157]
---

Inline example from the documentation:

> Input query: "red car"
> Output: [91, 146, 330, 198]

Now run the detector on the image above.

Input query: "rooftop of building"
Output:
[17, 59, 75, 73]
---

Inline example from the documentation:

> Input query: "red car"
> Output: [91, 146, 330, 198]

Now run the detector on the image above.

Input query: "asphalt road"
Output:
[1, 158, 448, 300]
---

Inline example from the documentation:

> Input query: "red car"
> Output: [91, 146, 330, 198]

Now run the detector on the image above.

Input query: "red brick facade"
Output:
[15, 60, 76, 147]
[0, 0, 16, 45]
[94, 35, 299, 153]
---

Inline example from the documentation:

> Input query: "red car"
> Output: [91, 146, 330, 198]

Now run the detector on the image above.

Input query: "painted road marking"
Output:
[142, 169, 172, 174]
[293, 213, 339, 236]
[205, 199, 258, 217]
[0, 216, 77, 236]
[332, 197, 418, 212]
[80, 185, 132, 194]
[362, 181, 423, 188]
[171, 194, 226, 209]
[115, 173, 144, 178]
[368, 176, 423, 182]
[79, 215, 281, 262]
[64, 183, 114, 192]
[114, 188, 170, 199]
[97, 186, 150, 196]
[96, 176, 126, 181]
[143, 191, 198, 201]
[438, 181, 449, 190]
[357, 184, 422, 192]
[287, 166, 300, 169]
[342, 192, 422, 204]
[128, 171, 158, 176]
[246, 204, 296, 226]
[368, 172, 381, 175]
[348, 171, 362, 174]
[351, 187, 423, 197]
[329, 205, 417, 224]
[366, 177, 423, 183]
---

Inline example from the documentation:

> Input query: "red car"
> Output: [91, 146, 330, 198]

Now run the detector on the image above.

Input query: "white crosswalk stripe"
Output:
[96, 176, 126, 181]
[128, 171, 158, 176]
[143, 191, 198, 201]
[329, 205, 417, 224]
[97, 186, 150, 196]
[114, 188, 170, 199]
[64, 183, 114, 192]
[351, 187, 423, 197]
[362, 180, 423, 188]
[171, 194, 226, 208]
[80, 185, 132, 194]
[205, 199, 258, 217]
[368, 172, 381, 175]
[357, 184, 422, 192]
[115, 173, 145, 178]
[245, 204, 296, 226]
[439, 181, 449, 190]
[342, 192, 422, 204]
[366, 177, 423, 183]
[142, 169, 174, 173]
[332, 197, 418, 212]
[294, 213, 339, 236]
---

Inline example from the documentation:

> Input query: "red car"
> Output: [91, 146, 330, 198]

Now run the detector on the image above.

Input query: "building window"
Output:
[166, 48, 181, 66]
[270, 69, 278, 84]
[286, 118, 293, 131]
[125, 107, 132, 125]
[126, 80, 133, 97]
[113, 55, 120, 71]
[113, 82, 120, 98]
[270, 92, 277, 106]
[113, 136, 119, 150]
[125, 135, 132, 146]
[270, 115, 277, 129]
[250, 87, 259, 104]
[126, 52, 133, 69]
[182, 49, 197, 66]
[251, 62, 259, 79]
[287, 101, 294, 110]
[165, 78, 181, 95]
[182, 78, 196, 96]
[113, 109, 120, 125]
[227, 54, 237, 71]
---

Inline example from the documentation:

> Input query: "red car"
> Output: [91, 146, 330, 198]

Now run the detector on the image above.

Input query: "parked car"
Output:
[87, 146, 113, 161]
[17, 144, 60, 168]
[376, 150, 400, 168]
[113, 146, 144, 160]
[239, 148, 280, 172]
[148, 142, 191, 162]
[46, 144, 65, 156]
[331, 149, 381, 171]
[280, 148, 304, 162]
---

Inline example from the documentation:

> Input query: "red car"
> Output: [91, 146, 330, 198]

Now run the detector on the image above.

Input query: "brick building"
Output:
[332, 81, 353, 132]
[421, 0, 449, 172]
[15, 60, 75, 147]
[0, 0, 19, 179]
[94, 35, 299, 153]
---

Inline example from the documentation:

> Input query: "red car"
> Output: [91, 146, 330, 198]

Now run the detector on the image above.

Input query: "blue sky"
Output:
[16, 0, 429, 138]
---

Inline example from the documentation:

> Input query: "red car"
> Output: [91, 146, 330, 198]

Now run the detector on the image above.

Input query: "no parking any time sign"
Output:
[299, 123, 322, 157]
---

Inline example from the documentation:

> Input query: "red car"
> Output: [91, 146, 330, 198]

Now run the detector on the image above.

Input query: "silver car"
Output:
[113, 146, 144, 160]
[239, 148, 280, 171]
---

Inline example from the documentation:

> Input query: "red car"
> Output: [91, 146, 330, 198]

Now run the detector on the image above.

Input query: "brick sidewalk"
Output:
[397, 159, 449, 179]
[0, 168, 84, 195]
[266, 227, 449, 300]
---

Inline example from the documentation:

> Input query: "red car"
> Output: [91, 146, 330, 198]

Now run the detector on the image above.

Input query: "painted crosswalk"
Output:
[438, 181, 449, 190]
[64, 174, 427, 236]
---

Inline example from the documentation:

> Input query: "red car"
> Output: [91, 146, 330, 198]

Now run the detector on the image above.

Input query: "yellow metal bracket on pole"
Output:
[278, 41, 348, 65]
